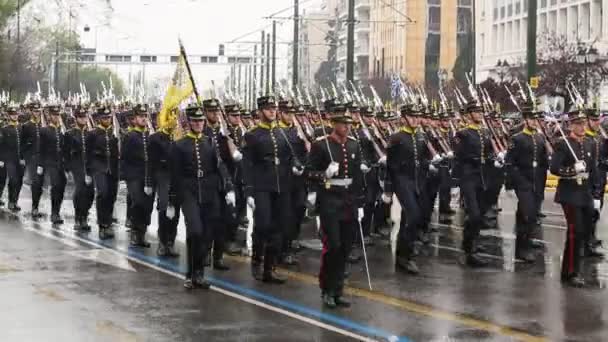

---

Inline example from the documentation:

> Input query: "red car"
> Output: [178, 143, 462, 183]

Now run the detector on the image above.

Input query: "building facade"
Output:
[335, 0, 370, 83]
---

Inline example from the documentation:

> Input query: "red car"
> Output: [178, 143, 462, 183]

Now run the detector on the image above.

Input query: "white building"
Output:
[475, 0, 605, 82]
[335, 0, 370, 83]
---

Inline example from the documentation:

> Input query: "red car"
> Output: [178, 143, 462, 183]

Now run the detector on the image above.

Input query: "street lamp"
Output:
[496, 59, 510, 83]
[438, 68, 448, 89]
[576, 46, 600, 101]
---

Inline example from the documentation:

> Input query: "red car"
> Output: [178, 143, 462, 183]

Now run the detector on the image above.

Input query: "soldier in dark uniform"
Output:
[437, 111, 455, 222]
[225, 103, 247, 254]
[454, 102, 494, 267]
[150, 112, 180, 257]
[0, 104, 25, 212]
[505, 103, 549, 263]
[383, 104, 433, 274]
[583, 108, 605, 257]
[87, 106, 120, 240]
[40, 105, 67, 224]
[169, 104, 235, 289]
[550, 110, 602, 287]
[243, 95, 292, 283]
[305, 104, 362, 308]
[21, 102, 45, 218]
[202, 98, 240, 271]
[277, 100, 308, 265]
[121, 104, 155, 247]
[64, 106, 95, 231]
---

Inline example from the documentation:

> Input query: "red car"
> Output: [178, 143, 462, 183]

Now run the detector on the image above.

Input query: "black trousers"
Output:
[94, 172, 118, 227]
[0, 163, 7, 199]
[5, 161, 24, 205]
[422, 173, 441, 230]
[362, 175, 381, 237]
[126, 180, 155, 232]
[155, 172, 179, 246]
[394, 178, 424, 258]
[252, 191, 291, 268]
[438, 165, 452, 213]
[561, 204, 594, 279]
[71, 167, 95, 218]
[318, 191, 356, 296]
[46, 165, 66, 215]
[181, 190, 217, 278]
[26, 160, 44, 210]
[460, 177, 490, 253]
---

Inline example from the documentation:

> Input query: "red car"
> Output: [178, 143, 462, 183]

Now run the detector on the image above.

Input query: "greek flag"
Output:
[390, 74, 401, 99]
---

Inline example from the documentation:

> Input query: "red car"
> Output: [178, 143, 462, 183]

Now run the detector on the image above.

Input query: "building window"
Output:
[428, 6, 441, 32]
[550, 0, 556, 5]
[494, 7, 499, 20]
[501, 6, 505, 18]
[508, 4, 513, 16]
[524, 0, 528, 11]
[540, 0, 547, 8]
[457, 7, 472, 33]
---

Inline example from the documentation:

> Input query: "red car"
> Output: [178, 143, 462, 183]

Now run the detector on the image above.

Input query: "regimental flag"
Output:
[157, 48, 194, 139]
[390, 74, 401, 100]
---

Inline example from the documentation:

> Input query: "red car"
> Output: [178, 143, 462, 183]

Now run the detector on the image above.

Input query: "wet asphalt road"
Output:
[0, 184, 607, 342]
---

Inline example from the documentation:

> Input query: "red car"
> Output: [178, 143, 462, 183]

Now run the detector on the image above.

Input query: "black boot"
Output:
[396, 256, 420, 275]
[213, 258, 230, 271]
[8, 202, 20, 212]
[51, 213, 64, 225]
[193, 270, 210, 290]
[262, 251, 287, 284]
[31, 208, 42, 219]
[465, 253, 489, 268]
[334, 296, 351, 308]
[251, 260, 263, 281]
[99, 225, 114, 240]
[515, 233, 536, 263]
[81, 215, 91, 232]
[73, 216, 83, 231]
[157, 242, 169, 257]
[166, 243, 180, 257]
[322, 293, 337, 309]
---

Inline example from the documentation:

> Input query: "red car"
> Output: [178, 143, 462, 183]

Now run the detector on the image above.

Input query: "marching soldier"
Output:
[454, 102, 494, 267]
[243, 95, 292, 283]
[305, 102, 362, 308]
[87, 106, 120, 240]
[121, 104, 155, 248]
[40, 105, 67, 224]
[550, 109, 602, 287]
[150, 111, 180, 257]
[383, 104, 433, 274]
[437, 111, 456, 222]
[583, 108, 605, 257]
[0, 104, 25, 212]
[505, 104, 549, 263]
[169, 104, 235, 289]
[64, 106, 95, 231]
[21, 102, 45, 218]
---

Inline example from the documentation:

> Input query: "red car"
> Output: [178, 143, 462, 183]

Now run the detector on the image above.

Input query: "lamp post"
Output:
[576, 46, 599, 101]
[437, 68, 448, 89]
[495, 59, 510, 83]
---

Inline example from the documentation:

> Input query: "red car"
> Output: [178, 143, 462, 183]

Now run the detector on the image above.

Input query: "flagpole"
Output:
[179, 39, 201, 105]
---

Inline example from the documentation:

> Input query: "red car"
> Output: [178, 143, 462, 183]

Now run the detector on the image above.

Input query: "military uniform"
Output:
[121, 104, 155, 248]
[169, 105, 233, 289]
[87, 107, 120, 239]
[505, 107, 549, 262]
[243, 96, 292, 283]
[40, 105, 67, 224]
[21, 103, 45, 217]
[64, 107, 94, 230]
[0, 106, 25, 212]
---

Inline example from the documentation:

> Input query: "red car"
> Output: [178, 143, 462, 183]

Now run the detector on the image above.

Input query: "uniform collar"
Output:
[467, 124, 481, 130]
[258, 121, 277, 130]
[523, 127, 536, 135]
[440, 127, 448, 133]
[278, 121, 292, 129]
[585, 128, 597, 137]
[97, 124, 112, 130]
[186, 131, 203, 140]
[130, 126, 146, 133]
[400, 126, 415, 134]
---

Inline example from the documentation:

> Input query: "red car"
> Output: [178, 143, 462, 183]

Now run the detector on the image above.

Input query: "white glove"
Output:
[247, 196, 256, 210]
[144, 186, 153, 196]
[232, 150, 243, 162]
[166, 205, 176, 220]
[358, 208, 364, 221]
[432, 154, 443, 164]
[85, 175, 92, 185]
[494, 160, 504, 169]
[0, 161, 4, 168]
[292, 166, 304, 176]
[594, 199, 601, 211]
[225, 191, 236, 206]
[378, 155, 387, 165]
[306, 192, 317, 206]
[19, 160, 25, 166]
[360, 163, 371, 174]
[325, 161, 340, 179]
[381, 193, 393, 204]
[36, 166, 44, 175]
[574, 161, 586, 174]
[497, 151, 506, 162]
[429, 164, 438, 173]
[446, 151, 454, 159]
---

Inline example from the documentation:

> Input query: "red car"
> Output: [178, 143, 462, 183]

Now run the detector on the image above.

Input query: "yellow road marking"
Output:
[226, 255, 547, 342]
[96, 320, 141, 342]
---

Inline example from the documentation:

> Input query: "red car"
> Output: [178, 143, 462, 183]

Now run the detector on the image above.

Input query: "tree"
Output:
[78, 66, 125, 99]
[314, 18, 339, 89]
[452, 32, 473, 86]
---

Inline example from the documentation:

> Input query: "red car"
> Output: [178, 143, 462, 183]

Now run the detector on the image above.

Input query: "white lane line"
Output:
[13, 216, 377, 342]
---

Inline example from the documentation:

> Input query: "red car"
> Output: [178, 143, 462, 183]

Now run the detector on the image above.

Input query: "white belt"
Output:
[327, 178, 353, 187]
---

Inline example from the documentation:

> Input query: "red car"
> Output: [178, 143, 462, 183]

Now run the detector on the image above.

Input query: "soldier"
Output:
[21, 102, 45, 218]
[121, 104, 155, 247]
[87, 106, 120, 240]
[550, 109, 602, 287]
[169, 104, 235, 289]
[0, 104, 25, 212]
[40, 105, 67, 224]
[225, 103, 247, 254]
[150, 111, 180, 257]
[305, 103, 362, 308]
[454, 102, 495, 267]
[64, 105, 95, 231]
[505, 104, 549, 263]
[243, 95, 293, 283]
[437, 111, 456, 222]
[383, 104, 433, 274]
[583, 108, 605, 257]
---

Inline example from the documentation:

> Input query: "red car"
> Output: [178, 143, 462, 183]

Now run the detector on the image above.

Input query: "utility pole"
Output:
[266, 33, 271, 94]
[293, 0, 299, 90]
[471, 0, 476, 84]
[272, 20, 277, 93]
[526, 0, 537, 83]
[260, 31, 265, 94]
[17, 0, 21, 44]
[253, 44, 258, 106]
[346, 0, 355, 82]
[54, 41, 59, 90]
